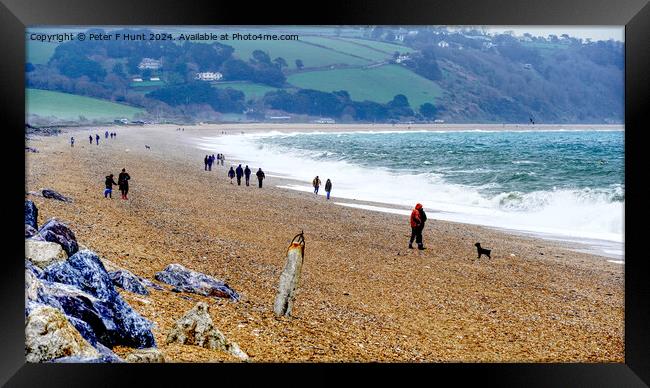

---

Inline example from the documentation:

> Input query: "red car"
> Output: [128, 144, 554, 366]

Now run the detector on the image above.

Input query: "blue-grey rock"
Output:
[38, 218, 78, 257]
[25, 200, 38, 229]
[140, 278, 164, 291]
[26, 224, 38, 238]
[40, 250, 156, 349]
[155, 263, 240, 301]
[42, 189, 72, 203]
[110, 270, 149, 295]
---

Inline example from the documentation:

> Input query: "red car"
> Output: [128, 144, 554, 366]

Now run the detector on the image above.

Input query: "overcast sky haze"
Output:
[482, 26, 624, 42]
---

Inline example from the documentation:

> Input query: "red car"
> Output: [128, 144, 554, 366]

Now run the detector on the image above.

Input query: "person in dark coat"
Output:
[324, 179, 332, 200]
[104, 174, 117, 198]
[256, 168, 265, 188]
[95, 134, 100, 145]
[105, 130, 109, 139]
[235, 164, 244, 186]
[70, 137, 75, 147]
[244, 165, 251, 186]
[204, 155, 209, 171]
[207, 155, 214, 171]
[89, 135, 93, 144]
[118, 168, 131, 200]
[228, 166, 235, 184]
[408, 203, 427, 250]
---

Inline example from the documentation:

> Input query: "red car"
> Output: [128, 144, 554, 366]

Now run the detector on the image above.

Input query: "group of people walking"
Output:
[84, 131, 116, 146]
[228, 164, 266, 188]
[312, 176, 333, 200]
[104, 168, 131, 200]
[204, 154, 225, 171]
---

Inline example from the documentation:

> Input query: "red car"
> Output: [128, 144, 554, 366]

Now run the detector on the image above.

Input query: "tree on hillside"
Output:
[252, 50, 272, 65]
[419, 103, 437, 119]
[273, 57, 288, 69]
[112, 63, 126, 78]
[295, 59, 304, 70]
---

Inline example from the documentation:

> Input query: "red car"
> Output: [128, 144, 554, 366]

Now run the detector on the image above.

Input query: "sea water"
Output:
[197, 129, 624, 259]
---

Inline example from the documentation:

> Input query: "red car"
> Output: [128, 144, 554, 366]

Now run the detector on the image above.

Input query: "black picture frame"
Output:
[2, 0, 648, 386]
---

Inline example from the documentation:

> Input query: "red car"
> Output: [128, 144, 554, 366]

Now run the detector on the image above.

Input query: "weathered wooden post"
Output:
[274, 232, 305, 317]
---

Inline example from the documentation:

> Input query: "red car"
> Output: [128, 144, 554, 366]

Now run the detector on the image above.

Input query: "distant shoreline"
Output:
[62, 122, 625, 135]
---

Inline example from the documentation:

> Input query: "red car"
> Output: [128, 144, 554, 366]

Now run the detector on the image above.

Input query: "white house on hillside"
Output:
[195, 72, 223, 81]
[138, 58, 162, 70]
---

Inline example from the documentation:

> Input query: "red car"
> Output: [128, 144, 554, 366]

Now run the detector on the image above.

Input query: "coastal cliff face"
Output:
[24, 126, 624, 362]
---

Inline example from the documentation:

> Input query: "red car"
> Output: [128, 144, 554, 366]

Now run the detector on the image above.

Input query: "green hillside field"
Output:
[26, 89, 144, 121]
[287, 64, 442, 108]
[299, 36, 392, 62]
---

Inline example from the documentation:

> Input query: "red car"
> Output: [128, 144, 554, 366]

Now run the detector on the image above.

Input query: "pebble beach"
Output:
[25, 124, 624, 362]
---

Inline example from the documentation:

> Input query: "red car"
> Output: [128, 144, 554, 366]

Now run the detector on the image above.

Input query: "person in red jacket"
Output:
[409, 203, 427, 250]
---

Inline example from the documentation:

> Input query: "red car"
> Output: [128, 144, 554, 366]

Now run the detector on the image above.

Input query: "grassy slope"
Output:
[337, 37, 416, 54]
[299, 36, 391, 62]
[287, 64, 442, 107]
[26, 89, 144, 120]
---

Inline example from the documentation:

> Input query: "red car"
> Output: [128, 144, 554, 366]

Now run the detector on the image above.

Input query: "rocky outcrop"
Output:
[25, 305, 100, 363]
[40, 250, 156, 349]
[42, 189, 73, 203]
[25, 200, 38, 229]
[26, 239, 67, 269]
[25, 146, 39, 153]
[155, 264, 239, 301]
[25, 225, 38, 238]
[125, 347, 165, 363]
[38, 218, 78, 257]
[166, 302, 248, 361]
[110, 270, 149, 295]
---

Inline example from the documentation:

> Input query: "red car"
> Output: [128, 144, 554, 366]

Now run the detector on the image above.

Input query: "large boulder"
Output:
[25, 225, 38, 238]
[166, 302, 248, 361]
[25, 305, 100, 363]
[155, 264, 239, 301]
[42, 189, 72, 203]
[38, 219, 78, 257]
[26, 239, 67, 269]
[125, 348, 165, 363]
[40, 250, 156, 349]
[25, 200, 38, 229]
[110, 270, 149, 296]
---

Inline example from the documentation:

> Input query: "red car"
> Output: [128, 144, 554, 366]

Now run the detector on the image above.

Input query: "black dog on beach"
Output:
[145, 145, 151, 150]
[474, 242, 491, 259]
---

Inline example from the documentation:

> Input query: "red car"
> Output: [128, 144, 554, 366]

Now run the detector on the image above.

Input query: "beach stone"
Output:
[25, 305, 100, 363]
[110, 269, 150, 295]
[40, 250, 156, 349]
[25, 200, 38, 229]
[42, 189, 72, 203]
[38, 218, 78, 257]
[125, 347, 166, 363]
[26, 239, 68, 269]
[155, 263, 240, 301]
[25, 224, 38, 238]
[166, 302, 248, 360]
[140, 278, 164, 291]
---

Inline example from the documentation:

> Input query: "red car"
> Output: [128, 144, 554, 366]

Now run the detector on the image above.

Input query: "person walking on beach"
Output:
[204, 155, 209, 171]
[70, 137, 75, 147]
[228, 166, 236, 184]
[256, 168, 265, 188]
[89, 135, 93, 144]
[207, 155, 214, 171]
[104, 174, 117, 199]
[118, 168, 131, 200]
[220, 154, 225, 166]
[313, 176, 321, 194]
[409, 203, 427, 250]
[244, 165, 251, 186]
[235, 164, 244, 186]
[324, 179, 332, 200]
[105, 130, 109, 139]
[95, 134, 100, 145]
